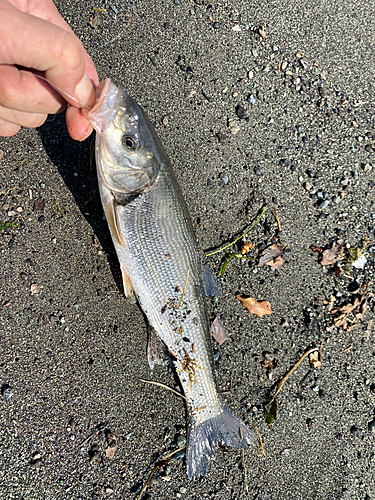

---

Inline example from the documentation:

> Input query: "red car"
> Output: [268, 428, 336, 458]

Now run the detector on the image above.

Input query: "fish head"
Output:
[86, 79, 160, 197]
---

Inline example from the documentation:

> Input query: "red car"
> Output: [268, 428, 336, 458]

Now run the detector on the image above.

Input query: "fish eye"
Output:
[122, 135, 139, 150]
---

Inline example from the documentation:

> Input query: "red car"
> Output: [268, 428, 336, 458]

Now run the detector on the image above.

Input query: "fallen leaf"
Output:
[258, 243, 284, 267]
[89, 13, 98, 28]
[320, 244, 345, 266]
[30, 283, 41, 295]
[266, 255, 283, 270]
[241, 242, 254, 255]
[33, 199, 45, 212]
[236, 296, 272, 317]
[210, 316, 229, 345]
[310, 245, 323, 254]
[309, 351, 321, 369]
[105, 433, 117, 459]
[331, 296, 366, 330]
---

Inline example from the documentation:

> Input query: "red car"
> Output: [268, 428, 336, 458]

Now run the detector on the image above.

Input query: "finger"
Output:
[66, 106, 94, 142]
[0, 116, 20, 137]
[1, 1, 95, 109]
[19, 0, 99, 89]
[0, 103, 47, 129]
[0, 65, 66, 113]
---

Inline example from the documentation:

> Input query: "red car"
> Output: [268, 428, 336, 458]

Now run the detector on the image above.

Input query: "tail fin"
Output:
[186, 405, 256, 479]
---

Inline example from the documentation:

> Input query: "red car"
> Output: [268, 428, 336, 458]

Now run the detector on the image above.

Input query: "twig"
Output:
[270, 347, 319, 404]
[319, 340, 324, 368]
[241, 449, 248, 492]
[78, 430, 99, 448]
[328, 295, 335, 312]
[206, 206, 268, 257]
[176, 269, 189, 310]
[135, 446, 186, 500]
[139, 379, 186, 400]
[272, 209, 281, 232]
[342, 345, 353, 353]
[252, 422, 266, 457]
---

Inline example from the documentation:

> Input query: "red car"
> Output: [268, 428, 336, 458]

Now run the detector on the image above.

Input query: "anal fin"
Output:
[147, 325, 169, 370]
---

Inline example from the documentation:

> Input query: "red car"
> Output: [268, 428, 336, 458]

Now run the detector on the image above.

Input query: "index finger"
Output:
[0, 0, 95, 109]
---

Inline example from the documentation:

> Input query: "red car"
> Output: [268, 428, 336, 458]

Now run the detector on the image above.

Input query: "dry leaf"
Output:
[266, 255, 283, 270]
[236, 296, 272, 317]
[320, 244, 345, 266]
[331, 296, 366, 330]
[310, 245, 323, 254]
[30, 283, 41, 295]
[105, 433, 117, 458]
[309, 351, 321, 369]
[89, 13, 98, 28]
[33, 199, 45, 212]
[258, 243, 284, 267]
[241, 242, 254, 255]
[210, 316, 229, 345]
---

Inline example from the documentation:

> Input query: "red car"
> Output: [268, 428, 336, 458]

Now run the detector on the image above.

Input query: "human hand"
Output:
[0, 0, 99, 140]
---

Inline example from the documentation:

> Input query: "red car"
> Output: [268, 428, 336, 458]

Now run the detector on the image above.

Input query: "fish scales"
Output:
[87, 79, 255, 478]
[114, 170, 220, 417]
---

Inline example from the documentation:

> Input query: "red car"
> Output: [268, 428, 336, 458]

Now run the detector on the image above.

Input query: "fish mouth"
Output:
[85, 79, 123, 134]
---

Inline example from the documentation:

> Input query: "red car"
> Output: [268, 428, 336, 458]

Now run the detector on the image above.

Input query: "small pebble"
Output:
[1, 384, 13, 401]
[317, 200, 330, 210]
[213, 22, 220, 29]
[219, 174, 229, 186]
[176, 435, 187, 448]
[38, 215, 45, 223]
[228, 119, 240, 135]
[350, 426, 362, 438]
[180, 487, 187, 494]
[248, 94, 256, 105]
[236, 105, 247, 119]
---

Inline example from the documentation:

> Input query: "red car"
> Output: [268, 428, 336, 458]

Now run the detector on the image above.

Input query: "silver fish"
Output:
[87, 79, 255, 478]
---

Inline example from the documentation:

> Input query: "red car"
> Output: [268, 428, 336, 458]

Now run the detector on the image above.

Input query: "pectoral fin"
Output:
[102, 194, 124, 248]
[203, 266, 222, 297]
[121, 264, 135, 302]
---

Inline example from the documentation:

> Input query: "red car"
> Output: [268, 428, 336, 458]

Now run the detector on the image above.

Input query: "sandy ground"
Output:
[1, 1, 375, 499]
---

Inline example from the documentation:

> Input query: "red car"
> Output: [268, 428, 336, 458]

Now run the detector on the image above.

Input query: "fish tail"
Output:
[186, 405, 256, 479]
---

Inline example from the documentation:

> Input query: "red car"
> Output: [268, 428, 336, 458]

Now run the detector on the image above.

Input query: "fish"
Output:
[86, 79, 255, 478]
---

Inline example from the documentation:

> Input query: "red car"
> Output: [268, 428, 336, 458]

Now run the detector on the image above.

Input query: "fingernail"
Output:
[80, 125, 94, 141]
[74, 74, 95, 109]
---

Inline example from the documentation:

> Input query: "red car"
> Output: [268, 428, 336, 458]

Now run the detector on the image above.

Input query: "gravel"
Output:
[0, 0, 375, 499]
